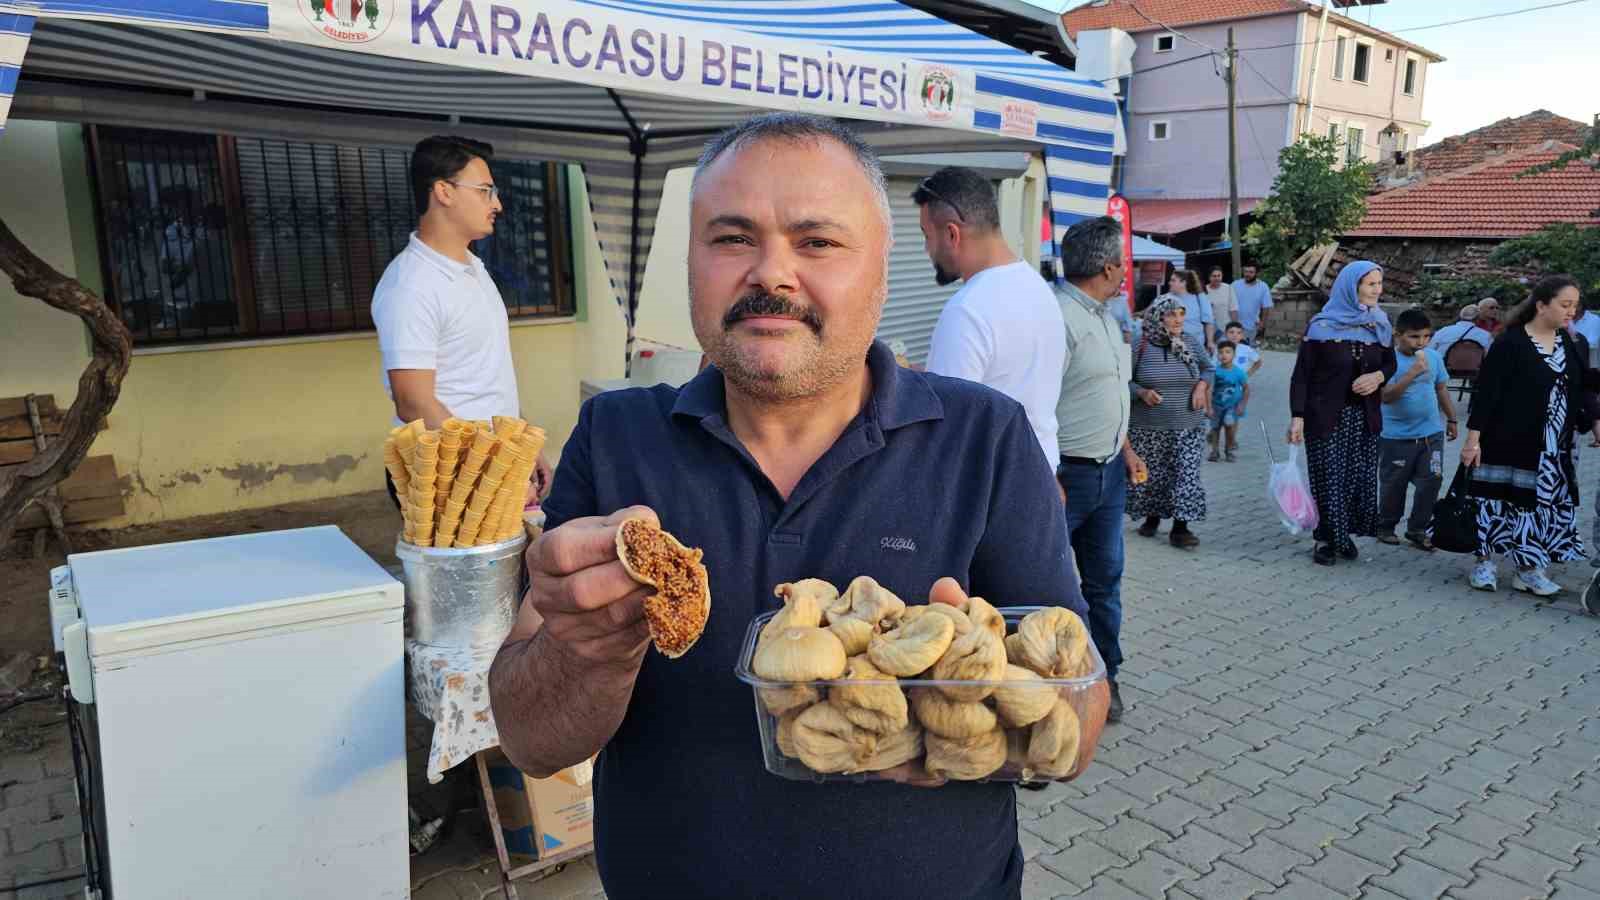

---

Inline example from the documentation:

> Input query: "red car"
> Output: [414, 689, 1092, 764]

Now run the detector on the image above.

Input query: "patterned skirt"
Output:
[1127, 426, 1208, 522]
[1476, 452, 1584, 570]
[1306, 404, 1379, 552]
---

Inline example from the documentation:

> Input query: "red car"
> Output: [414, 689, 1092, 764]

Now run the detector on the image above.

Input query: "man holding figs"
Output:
[489, 113, 1109, 899]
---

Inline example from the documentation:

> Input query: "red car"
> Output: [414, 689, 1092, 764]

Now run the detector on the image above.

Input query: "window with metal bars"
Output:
[87, 126, 574, 346]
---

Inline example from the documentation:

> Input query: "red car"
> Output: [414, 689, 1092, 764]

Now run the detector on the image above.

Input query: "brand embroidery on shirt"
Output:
[880, 537, 918, 553]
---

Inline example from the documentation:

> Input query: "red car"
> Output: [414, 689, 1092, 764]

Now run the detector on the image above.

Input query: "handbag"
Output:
[1429, 465, 1480, 554]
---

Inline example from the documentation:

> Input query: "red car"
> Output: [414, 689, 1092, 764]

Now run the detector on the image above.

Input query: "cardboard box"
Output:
[485, 751, 595, 860]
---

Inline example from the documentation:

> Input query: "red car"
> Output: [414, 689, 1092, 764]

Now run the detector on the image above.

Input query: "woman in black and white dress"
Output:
[1461, 275, 1591, 600]
[1127, 296, 1214, 548]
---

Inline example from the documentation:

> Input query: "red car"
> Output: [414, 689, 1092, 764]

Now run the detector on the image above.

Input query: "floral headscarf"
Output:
[1141, 296, 1198, 373]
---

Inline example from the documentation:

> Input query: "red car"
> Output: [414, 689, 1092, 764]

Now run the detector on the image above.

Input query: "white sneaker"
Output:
[1514, 569, 1561, 598]
[1469, 560, 1498, 591]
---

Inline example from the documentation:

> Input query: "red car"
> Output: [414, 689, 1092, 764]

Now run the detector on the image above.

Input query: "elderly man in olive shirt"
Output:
[488, 114, 1109, 900]
[1054, 216, 1147, 724]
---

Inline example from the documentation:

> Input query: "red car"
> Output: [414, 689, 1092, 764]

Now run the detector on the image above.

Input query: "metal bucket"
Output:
[396, 534, 527, 653]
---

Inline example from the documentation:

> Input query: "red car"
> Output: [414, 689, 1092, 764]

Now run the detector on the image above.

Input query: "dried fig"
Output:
[830, 656, 908, 735]
[828, 617, 876, 656]
[759, 684, 821, 718]
[752, 627, 847, 682]
[924, 727, 1007, 781]
[930, 627, 1008, 702]
[616, 518, 711, 659]
[776, 710, 803, 758]
[902, 602, 973, 636]
[868, 611, 956, 676]
[1007, 607, 1092, 678]
[909, 687, 997, 739]
[759, 580, 831, 645]
[1027, 698, 1082, 779]
[825, 576, 907, 629]
[792, 701, 878, 773]
[962, 596, 1006, 641]
[1005, 727, 1037, 782]
[992, 664, 1057, 727]
[850, 720, 924, 774]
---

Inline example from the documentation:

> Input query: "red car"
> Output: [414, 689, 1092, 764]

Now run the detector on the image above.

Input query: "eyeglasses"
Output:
[916, 177, 966, 223]
[447, 180, 500, 201]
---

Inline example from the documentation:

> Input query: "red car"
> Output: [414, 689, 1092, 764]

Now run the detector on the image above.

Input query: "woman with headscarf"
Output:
[1288, 261, 1397, 566]
[1462, 275, 1592, 598]
[1128, 296, 1214, 548]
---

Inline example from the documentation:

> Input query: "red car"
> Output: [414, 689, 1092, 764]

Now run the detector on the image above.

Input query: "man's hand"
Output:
[1124, 451, 1147, 485]
[533, 452, 554, 502]
[521, 506, 658, 665]
[1447, 421, 1460, 442]
[1352, 372, 1385, 396]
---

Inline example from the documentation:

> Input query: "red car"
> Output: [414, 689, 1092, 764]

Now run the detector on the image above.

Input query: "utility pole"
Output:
[1302, 0, 1332, 134]
[1225, 26, 1242, 279]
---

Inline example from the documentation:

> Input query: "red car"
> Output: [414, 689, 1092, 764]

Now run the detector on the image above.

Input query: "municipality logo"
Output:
[918, 66, 956, 121]
[301, 0, 393, 44]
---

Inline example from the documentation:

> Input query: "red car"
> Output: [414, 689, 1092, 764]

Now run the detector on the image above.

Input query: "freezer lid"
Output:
[68, 526, 403, 657]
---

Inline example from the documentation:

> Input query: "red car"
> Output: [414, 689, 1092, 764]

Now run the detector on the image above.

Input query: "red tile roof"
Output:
[1348, 142, 1600, 239]
[1413, 110, 1594, 177]
[1061, 0, 1307, 37]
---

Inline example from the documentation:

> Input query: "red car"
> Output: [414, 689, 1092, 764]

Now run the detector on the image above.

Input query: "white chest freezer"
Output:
[57, 525, 408, 899]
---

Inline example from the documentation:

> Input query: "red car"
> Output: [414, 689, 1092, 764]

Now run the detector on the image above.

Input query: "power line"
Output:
[1235, 0, 1592, 53]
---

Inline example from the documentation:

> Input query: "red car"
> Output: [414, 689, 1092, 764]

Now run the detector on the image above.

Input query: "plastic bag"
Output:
[1268, 442, 1319, 535]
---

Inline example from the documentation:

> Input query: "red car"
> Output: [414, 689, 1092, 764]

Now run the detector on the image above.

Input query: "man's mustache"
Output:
[722, 291, 822, 333]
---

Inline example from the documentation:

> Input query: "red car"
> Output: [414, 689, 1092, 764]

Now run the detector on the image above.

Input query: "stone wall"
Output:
[1339, 237, 1540, 298]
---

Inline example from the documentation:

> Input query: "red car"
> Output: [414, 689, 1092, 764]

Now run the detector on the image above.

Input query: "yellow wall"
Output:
[0, 125, 625, 526]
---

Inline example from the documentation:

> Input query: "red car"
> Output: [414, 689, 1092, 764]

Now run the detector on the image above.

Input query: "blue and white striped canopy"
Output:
[3, 0, 1119, 361]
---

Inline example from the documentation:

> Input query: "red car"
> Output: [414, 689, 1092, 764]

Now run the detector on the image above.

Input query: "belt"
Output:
[1060, 455, 1111, 466]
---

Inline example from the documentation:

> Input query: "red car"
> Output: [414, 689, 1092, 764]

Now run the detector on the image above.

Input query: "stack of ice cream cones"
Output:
[383, 416, 546, 549]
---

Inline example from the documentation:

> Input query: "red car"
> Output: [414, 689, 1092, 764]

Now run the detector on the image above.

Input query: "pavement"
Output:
[4, 349, 1598, 899]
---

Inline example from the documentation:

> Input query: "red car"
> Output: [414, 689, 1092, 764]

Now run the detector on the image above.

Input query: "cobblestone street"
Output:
[7, 352, 1599, 900]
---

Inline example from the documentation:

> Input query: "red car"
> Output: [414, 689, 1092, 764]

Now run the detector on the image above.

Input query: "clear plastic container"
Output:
[734, 606, 1106, 785]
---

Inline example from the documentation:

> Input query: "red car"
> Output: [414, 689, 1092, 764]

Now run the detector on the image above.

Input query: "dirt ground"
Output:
[0, 490, 402, 658]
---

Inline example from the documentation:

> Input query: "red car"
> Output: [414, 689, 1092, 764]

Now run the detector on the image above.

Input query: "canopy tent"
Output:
[1, 0, 1121, 366]
[1131, 235, 1183, 264]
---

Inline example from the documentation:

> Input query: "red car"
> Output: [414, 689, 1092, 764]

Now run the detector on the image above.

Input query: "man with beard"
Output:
[488, 113, 1108, 900]
[372, 135, 548, 504]
[918, 166, 1066, 467]
[1229, 263, 1273, 345]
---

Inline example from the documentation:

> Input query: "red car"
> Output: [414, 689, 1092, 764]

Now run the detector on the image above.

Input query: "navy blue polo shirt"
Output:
[542, 341, 1085, 900]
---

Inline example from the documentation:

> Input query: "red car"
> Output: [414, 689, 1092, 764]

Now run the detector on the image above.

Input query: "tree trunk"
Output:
[0, 215, 132, 553]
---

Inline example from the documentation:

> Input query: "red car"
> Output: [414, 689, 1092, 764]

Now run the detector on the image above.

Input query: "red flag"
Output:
[1106, 194, 1134, 312]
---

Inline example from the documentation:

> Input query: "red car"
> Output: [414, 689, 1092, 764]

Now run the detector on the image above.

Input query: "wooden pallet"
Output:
[1, 394, 124, 542]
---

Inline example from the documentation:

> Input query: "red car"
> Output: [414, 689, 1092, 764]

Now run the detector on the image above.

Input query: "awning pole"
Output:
[607, 89, 648, 378]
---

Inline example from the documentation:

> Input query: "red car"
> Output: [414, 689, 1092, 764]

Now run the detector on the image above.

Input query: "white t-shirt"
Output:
[926, 260, 1066, 466]
[372, 233, 520, 425]
[1205, 283, 1235, 323]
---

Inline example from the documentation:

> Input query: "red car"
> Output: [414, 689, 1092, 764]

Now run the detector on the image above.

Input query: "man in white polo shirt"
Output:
[918, 166, 1065, 467]
[372, 135, 547, 505]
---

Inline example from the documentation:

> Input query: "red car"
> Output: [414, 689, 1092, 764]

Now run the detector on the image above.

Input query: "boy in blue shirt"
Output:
[1207, 340, 1250, 462]
[1378, 309, 1459, 550]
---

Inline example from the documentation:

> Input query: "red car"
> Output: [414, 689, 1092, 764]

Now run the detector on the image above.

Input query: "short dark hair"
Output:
[1242, 262, 1259, 271]
[1395, 308, 1433, 333]
[693, 113, 890, 229]
[1224, 320, 1245, 331]
[911, 166, 1001, 232]
[411, 135, 494, 216]
[1216, 340, 1236, 352]
[1209, 266, 1224, 276]
[1058, 216, 1123, 280]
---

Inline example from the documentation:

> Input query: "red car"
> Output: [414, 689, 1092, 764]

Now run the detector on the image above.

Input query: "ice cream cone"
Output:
[453, 520, 482, 547]
[485, 455, 513, 483]
[448, 477, 476, 505]
[415, 431, 440, 461]
[395, 424, 420, 469]
[516, 426, 547, 460]
[466, 490, 495, 516]
[470, 429, 498, 455]
[436, 519, 463, 548]
[441, 417, 465, 438]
